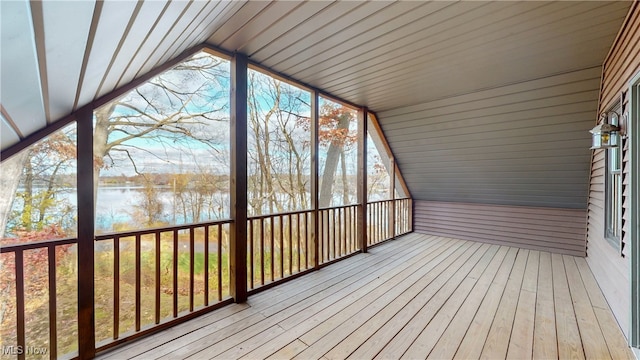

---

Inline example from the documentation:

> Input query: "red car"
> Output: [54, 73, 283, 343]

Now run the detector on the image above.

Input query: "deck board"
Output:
[97, 233, 634, 360]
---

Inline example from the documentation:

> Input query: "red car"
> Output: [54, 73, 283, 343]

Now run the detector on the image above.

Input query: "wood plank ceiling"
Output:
[0, 0, 632, 208]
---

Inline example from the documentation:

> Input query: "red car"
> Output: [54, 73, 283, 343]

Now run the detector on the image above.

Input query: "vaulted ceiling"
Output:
[0, 0, 632, 208]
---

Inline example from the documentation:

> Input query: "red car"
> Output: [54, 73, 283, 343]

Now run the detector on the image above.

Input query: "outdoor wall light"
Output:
[590, 112, 621, 150]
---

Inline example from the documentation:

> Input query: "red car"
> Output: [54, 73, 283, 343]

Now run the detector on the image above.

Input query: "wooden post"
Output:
[358, 108, 368, 252]
[230, 53, 248, 303]
[390, 157, 396, 239]
[311, 91, 320, 268]
[76, 106, 96, 359]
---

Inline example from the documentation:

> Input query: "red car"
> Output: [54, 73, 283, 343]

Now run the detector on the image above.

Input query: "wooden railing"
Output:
[0, 199, 412, 358]
[395, 198, 413, 236]
[367, 198, 413, 246]
[0, 237, 78, 359]
[319, 204, 360, 264]
[247, 210, 313, 291]
[93, 219, 233, 350]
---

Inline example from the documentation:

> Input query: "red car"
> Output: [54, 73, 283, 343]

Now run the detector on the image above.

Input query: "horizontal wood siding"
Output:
[586, 2, 639, 339]
[379, 68, 601, 209]
[414, 200, 586, 257]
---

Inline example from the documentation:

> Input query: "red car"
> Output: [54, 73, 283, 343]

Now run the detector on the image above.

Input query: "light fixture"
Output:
[590, 112, 621, 150]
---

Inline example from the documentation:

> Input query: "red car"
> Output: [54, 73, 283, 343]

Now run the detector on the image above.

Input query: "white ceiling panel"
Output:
[135, 0, 211, 78]
[40, 0, 96, 121]
[186, 1, 246, 56]
[247, 1, 363, 60]
[286, 1, 477, 79]
[76, 0, 139, 108]
[155, 1, 225, 67]
[97, 0, 169, 98]
[206, 1, 271, 47]
[237, 1, 335, 56]
[0, 0, 46, 137]
[116, 0, 192, 89]
[219, 1, 305, 51]
[256, 1, 393, 68]
[1, 115, 20, 150]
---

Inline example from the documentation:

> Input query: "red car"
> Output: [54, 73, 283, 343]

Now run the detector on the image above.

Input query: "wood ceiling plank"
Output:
[290, 1, 486, 79]
[97, 0, 169, 99]
[206, 1, 272, 48]
[320, 1, 553, 92]
[0, 0, 47, 137]
[77, 0, 138, 109]
[240, 1, 337, 57]
[321, 1, 596, 96]
[279, 1, 429, 75]
[188, 1, 246, 56]
[336, 4, 625, 104]
[155, 1, 226, 67]
[135, 0, 210, 79]
[40, 0, 96, 121]
[220, 1, 305, 52]
[261, 1, 393, 68]
[249, 1, 363, 61]
[116, 0, 191, 89]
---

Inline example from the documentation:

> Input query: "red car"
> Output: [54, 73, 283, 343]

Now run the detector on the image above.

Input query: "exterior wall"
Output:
[379, 67, 601, 209]
[587, 2, 640, 339]
[414, 200, 586, 257]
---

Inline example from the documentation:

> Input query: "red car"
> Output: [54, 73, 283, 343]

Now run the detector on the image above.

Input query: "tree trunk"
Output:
[319, 115, 350, 207]
[0, 151, 28, 237]
[93, 104, 115, 207]
[340, 150, 349, 205]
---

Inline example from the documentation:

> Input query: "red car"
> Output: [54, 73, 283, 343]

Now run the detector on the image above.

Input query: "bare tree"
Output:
[92, 53, 230, 214]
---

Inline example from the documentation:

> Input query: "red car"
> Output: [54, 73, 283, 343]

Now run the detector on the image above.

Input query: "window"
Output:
[605, 104, 622, 248]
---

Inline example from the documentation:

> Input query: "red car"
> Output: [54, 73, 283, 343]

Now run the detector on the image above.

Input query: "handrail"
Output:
[95, 219, 233, 240]
[247, 208, 312, 221]
[0, 237, 77, 252]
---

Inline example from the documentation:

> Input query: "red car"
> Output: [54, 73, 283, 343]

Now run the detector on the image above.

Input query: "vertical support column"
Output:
[389, 157, 396, 239]
[230, 53, 248, 303]
[76, 106, 95, 359]
[358, 108, 368, 252]
[311, 91, 320, 269]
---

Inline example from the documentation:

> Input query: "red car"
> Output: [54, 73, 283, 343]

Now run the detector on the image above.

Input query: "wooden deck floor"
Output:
[98, 233, 634, 359]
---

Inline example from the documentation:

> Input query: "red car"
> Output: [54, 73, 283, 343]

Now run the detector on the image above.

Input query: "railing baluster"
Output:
[204, 227, 209, 306]
[296, 213, 306, 271]
[113, 237, 120, 339]
[304, 212, 309, 269]
[288, 214, 293, 276]
[318, 211, 323, 263]
[173, 230, 178, 318]
[341, 207, 345, 255]
[15, 250, 25, 360]
[331, 208, 341, 259]
[189, 228, 194, 312]
[270, 217, 274, 282]
[260, 218, 265, 286]
[48, 246, 57, 359]
[217, 224, 222, 302]
[249, 220, 254, 290]
[135, 234, 141, 331]
[325, 210, 329, 261]
[279, 215, 284, 278]
[347, 206, 351, 253]
[155, 232, 161, 323]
